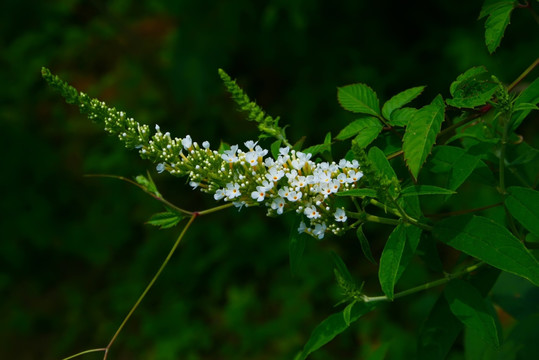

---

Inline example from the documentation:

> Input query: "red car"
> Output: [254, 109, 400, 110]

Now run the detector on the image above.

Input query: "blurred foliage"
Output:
[1, 0, 538, 359]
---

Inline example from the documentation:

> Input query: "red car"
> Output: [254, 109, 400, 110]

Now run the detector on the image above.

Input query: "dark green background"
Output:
[1, 1, 538, 359]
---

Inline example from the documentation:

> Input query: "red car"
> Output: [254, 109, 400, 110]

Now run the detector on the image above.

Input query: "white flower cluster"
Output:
[147, 134, 363, 239]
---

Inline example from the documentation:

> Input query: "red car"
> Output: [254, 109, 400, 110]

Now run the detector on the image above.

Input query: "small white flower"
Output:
[266, 167, 285, 182]
[287, 191, 303, 202]
[298, 221, 307, 234]
[245, 151, 258, 166]
[271, 197, 286, 214]
[334, 208, 347, 222]
[244, 140, 258, 151]
[279, 147, 290, 156]
[181, 135, 192, 150]
[225, 183, 241, 199]
[254, 145, 268, 158]
[278, 186, 291, 199]
[214, 189, 225, 200]
[313, 223, 327, 239]
[304, 206, 320, 219]
[222, 145, 239, 163]
[251, 187, 267, 202]
[156, 163, 165, 173]
[202, 141, 210, 149]
[189, 181, 199, 189]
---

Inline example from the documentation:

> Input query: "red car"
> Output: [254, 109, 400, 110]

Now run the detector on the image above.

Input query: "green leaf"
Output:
[382, 86, 425, 120]
[336, 188, 377, 198]
[444, 280, 501, 348]
[331, 252, 354, 285]
[135, 171, 161, 197]
[389, 107, 418, 127]
[418, 266, 500, 360]
[289, 221, 308, 276]
[303, 132, 332, 156]
[434, 215, 539, 286]
[352, 120, 383, 149]
[357, 225, 376, 264]
[403, 95, 445, 180]
[446, 66, 497, 108]
[336, 116, 380, 140]
[343, 301, 356, 326]
[511, 77, 539, 131]
[270, 139, 282, 159]
[400, 185, 456, 197]
[379, 224, 422, 300]
[429, 145, 485, 192]
[481, 1, 515, 54]
[296, 302, 377, 360]
[337, 83, 380, 116]
[505, 186, 539, 237]
[513, 102, 539, 112]
[368, 146, 400, 198]
[146, 211, 184, 229]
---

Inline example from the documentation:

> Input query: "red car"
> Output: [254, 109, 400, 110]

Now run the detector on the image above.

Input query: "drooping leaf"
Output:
[434, 215, 539, 286]
[389, 107, 418, 127]
[336, 188, 378, 198]
[400, 185, 456, 197]
[480, 0, 515, 54]
[511, 77, 539, 131]
[296, 302, 377, 360]
[357, 225, 376, 264]
[446, 66, 497, 108]
[382, 86, 425, 120]
[379, 224, 422, 300]
[403, 95, 445, 180]
[331, 251, 355, 285]
[146, 211, 185, 229]
[336, 116, 381, 140]
[289, 221, 308, 276]
[505, 186, 539, 237]
[444, 280, 501, 348]
[418, 266, 500, 360]
[337, 83, 380, 116]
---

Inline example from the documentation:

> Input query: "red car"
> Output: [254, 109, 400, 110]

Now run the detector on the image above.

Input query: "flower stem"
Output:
[508, 56, 539, 92]
[61, 348, 107, 360]
[102, 214, 198, 359]
[362, 262, 485, 303]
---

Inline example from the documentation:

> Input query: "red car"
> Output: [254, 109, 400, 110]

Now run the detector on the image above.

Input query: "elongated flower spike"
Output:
[42, 68, 365, 239]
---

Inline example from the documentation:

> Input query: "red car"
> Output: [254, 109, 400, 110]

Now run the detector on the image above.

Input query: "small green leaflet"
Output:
[303, 132, 332, 156]
[270, 139, 282, 159]
[135, 172, 161, 197]
[505, 186, 539, 237]
[400, 185, 455, 197]
[357, 225, 376, 264]
[336, 117, 382, 148]
[511, 77, 539, 131]
[389, 107, 417, 127]
[146, 211, 185, 229]
[479, 0, 516, 54]
[378, 224, 422, 300]
[336, 188, 377, 198]
[296, 302, 377, 360]
[403, 95, 445, 180]
[434, 215, 539, 286]
[382, 85, 425, 120]
[337, 83, 380, 116]
[446, 66, 497, 108]
[444, 280, 501, 348]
